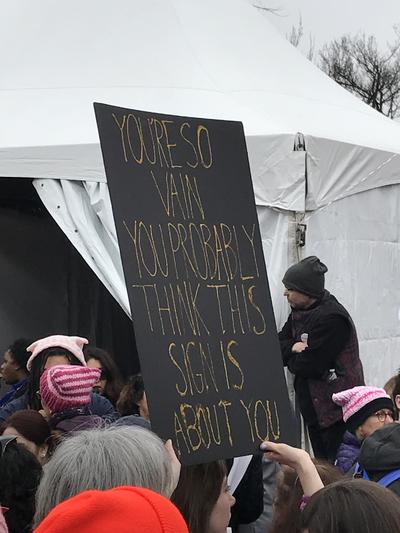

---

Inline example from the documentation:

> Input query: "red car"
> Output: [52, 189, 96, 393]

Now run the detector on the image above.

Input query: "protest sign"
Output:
[95, 103, 295, 464]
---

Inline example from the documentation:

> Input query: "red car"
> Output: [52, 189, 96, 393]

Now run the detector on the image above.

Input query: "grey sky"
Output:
[262, 0, 400, 52]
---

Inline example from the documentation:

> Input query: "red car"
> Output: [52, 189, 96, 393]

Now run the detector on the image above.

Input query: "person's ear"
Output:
[39, 444, 48, 459]
[355, 426, 364, 440]
[395, 394, 400, 411]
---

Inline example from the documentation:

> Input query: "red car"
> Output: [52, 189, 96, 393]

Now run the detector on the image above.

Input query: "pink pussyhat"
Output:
[0, 506, 7, 533]
[40, 365, 101, 413]
[26, 335, 88, 371]
[332, 386, 394, 433]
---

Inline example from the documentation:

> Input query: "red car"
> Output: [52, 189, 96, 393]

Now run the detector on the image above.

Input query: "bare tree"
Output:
[319, 31, 400, 118]
[253, 2, 283, 15]
[286, 15, 315, 61]
[306, 33, 315, 62]
[287, 15, 303, 48]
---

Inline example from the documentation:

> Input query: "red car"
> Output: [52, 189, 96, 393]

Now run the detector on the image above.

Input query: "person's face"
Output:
[44, 355, 70, 370]
[2, 426, 48, 464]
[283, 287, 315, 310]
[356, 409, 394, 440]
[1, 350, 21, 384]
[207, 477, 236, 533]
[86, 357, 107, 394]
[137, 391, 150, 420]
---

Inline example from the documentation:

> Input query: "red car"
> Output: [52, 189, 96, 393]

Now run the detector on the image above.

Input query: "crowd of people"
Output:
[0, 256, 399, 532]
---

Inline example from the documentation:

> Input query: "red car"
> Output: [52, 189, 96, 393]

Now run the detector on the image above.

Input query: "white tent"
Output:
[1, 0, 399, 386]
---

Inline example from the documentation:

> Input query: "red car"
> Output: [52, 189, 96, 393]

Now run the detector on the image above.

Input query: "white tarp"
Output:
[304, 184, 400, 385]
[1, 0, 400, 387]
[33, 179, 130, 314]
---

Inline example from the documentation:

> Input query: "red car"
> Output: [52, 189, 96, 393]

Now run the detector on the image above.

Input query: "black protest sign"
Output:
[95, 103, 295, 464]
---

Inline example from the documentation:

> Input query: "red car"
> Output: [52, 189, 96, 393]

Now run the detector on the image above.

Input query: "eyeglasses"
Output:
[373, 410, 394, 423]
[0, 435, 17, 458]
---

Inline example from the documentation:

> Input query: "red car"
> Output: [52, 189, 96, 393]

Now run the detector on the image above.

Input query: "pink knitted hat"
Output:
[40, 365, 101, 413]
[332, 386, 394, 432]
[0, 508, 7, 533]
[26, 335, 88, 371]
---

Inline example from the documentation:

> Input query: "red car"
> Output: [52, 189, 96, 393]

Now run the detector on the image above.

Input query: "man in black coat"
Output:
[279, 256, 364, 461]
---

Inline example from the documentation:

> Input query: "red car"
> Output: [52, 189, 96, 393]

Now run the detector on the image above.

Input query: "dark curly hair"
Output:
[116, 374, 145, 416]
[0, 439, 42, 533]
[84, 346, 124, 406]
[7, 338, 32, 370]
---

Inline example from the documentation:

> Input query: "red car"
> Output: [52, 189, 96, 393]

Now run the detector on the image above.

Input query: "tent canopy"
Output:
[1, 0, 400, 211]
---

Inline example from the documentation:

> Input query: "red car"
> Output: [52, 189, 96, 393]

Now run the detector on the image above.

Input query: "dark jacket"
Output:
[335, 430, 360, 473]
[228, 454, 264, 527]
[0, 379, 28, 408]
[358, 422, 400, 496]
[0, 391, 117, 422]
[114, 415, 152, 431]
[279, 290, 364, 428]
[49, 406, 104, 433]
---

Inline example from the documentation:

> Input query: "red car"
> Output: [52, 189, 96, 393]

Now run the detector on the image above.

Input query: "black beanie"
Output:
[282, 256, 328, 298]
[346, 397, 395, 434]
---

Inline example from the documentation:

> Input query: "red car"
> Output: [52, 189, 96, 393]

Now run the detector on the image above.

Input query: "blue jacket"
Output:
[0, 391, 117, 422]
[0, 379, 27, 408]
[335, 430, 360, 473]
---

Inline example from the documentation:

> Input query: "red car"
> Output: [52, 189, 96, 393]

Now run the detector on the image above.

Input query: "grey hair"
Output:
[34, 425, 173, 526]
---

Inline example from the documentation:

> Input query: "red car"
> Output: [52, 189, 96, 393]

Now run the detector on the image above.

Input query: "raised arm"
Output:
[260, 441, 323, 496]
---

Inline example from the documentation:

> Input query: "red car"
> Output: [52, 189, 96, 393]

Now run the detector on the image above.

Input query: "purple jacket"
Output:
[49, 406, 104, 434]
[335, 430, 360, 473]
